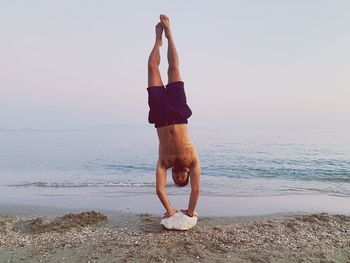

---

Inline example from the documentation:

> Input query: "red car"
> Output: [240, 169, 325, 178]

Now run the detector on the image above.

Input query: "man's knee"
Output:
[167, 66, 179, 74]
[168, 66, 181, 82]
[148, 61, 160, 70]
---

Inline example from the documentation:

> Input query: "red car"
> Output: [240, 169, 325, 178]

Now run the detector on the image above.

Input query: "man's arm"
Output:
[155, 159, 176, 217]
[187, 155, 201, 217]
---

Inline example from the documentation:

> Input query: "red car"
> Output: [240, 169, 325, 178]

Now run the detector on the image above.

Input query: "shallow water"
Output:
[1, 128, 349, 211]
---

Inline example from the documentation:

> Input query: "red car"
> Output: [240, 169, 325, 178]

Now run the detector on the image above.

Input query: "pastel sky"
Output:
[1, 0, 349, 130]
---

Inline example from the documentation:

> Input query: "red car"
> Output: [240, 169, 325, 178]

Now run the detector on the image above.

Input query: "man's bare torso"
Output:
[157, 124, 196, 169]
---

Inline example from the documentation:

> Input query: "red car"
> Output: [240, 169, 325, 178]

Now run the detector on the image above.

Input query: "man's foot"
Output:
[155, 22, 163, 46]
[160, 14, 172, 39]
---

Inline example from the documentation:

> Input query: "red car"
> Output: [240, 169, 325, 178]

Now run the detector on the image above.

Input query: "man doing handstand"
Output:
[147, 15, 201, 218]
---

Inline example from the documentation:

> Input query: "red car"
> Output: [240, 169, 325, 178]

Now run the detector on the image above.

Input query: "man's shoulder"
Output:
[157, 158, 168, 169]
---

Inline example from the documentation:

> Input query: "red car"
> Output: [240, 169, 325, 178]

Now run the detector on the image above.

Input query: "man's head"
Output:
[172, 166, 190, 187]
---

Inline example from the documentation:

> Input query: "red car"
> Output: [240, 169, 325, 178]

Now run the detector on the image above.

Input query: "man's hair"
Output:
[172, 170, 190, 187]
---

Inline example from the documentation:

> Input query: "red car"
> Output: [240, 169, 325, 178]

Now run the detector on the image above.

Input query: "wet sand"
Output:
[1, 206, 350, 262]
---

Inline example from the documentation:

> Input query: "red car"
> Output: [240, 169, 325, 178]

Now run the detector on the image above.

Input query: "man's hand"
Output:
[181, 209, 198, 217]
[162, 208, 177, 218]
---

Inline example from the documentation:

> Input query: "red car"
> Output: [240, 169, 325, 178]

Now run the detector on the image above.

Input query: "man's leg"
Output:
[148, 23, 164, 87]
[160, 15, 181, 84]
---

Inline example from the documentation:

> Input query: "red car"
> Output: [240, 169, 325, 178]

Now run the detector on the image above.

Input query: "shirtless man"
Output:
[147, 15, 201, 218]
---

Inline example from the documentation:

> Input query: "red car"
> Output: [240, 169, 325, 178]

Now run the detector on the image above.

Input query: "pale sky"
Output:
[1, 0, 349, 130]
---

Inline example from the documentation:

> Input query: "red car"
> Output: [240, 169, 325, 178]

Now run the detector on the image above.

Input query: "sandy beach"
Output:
[1, 205, 349, 263]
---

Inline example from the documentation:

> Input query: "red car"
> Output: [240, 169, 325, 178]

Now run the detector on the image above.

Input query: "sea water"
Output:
[0, 128, 349, 214]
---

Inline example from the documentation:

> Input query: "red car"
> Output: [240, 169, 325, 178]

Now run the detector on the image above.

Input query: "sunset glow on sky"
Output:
[1, 1, 349, 130]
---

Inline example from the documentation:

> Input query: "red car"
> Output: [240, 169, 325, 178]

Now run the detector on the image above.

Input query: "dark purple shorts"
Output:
[147, 81, 192, 128]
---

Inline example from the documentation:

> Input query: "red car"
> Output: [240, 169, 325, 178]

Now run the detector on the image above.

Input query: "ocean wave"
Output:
[6, 176, 350, 198]
[7, 181, 155, 188]
[201, 166, 350, 183]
